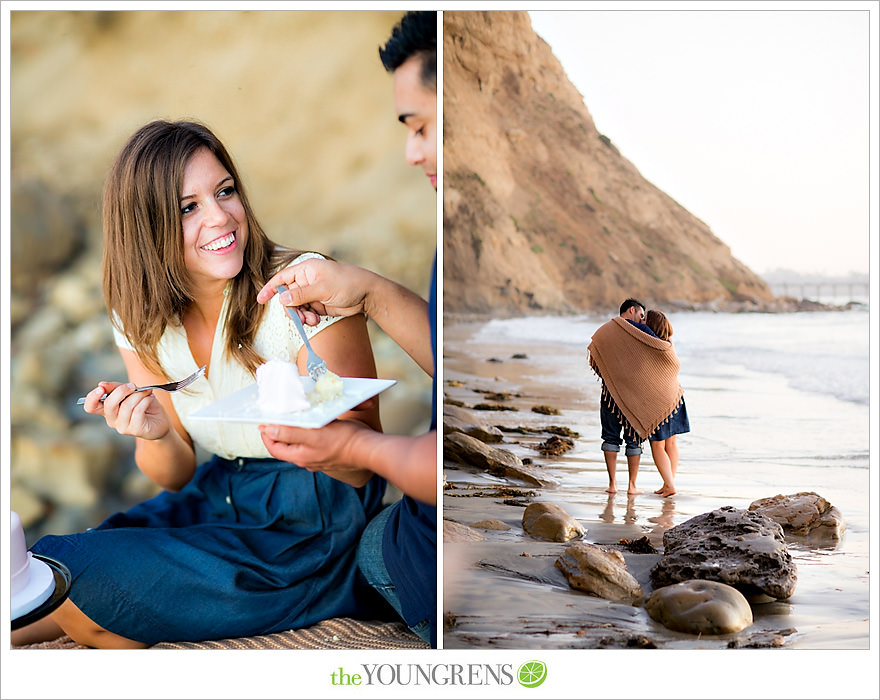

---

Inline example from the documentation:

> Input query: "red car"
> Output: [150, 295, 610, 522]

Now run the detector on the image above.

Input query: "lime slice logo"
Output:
[517, 660, 547, 688]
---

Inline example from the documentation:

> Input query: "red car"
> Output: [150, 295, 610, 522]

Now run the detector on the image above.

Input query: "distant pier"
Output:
[768, 281, 869, 305]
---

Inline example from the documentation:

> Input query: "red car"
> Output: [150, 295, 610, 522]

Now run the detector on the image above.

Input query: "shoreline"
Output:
[442, 295, 867, 327]
[442, 317, 870, 651]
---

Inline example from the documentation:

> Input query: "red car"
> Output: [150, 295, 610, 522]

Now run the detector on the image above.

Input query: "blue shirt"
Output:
[627, 319, 658, 337]
[381, 256, 437, 647]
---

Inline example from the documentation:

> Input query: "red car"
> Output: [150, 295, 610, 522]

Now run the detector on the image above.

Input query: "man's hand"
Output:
[259, 419, 374, 488]
[259, 420, 437, 504]
[258, 256, 433, 376]
[257, 258, 377, 326]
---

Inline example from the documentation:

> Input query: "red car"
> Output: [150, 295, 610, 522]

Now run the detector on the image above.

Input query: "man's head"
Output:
[380, 11, 437, 189]
[619, 298, 646, 323]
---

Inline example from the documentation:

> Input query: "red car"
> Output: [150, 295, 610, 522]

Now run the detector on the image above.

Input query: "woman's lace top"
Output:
[113, 253, 341, 459]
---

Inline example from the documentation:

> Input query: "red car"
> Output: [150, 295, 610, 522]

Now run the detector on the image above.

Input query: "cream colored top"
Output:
[113, 253, 342, 459]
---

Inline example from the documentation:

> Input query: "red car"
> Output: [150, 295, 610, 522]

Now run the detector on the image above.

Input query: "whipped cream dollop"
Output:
[256, 359, 311, 414]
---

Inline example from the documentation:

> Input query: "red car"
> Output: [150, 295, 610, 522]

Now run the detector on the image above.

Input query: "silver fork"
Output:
[76, 365, 207, 405]
[276, 284, 328, 382]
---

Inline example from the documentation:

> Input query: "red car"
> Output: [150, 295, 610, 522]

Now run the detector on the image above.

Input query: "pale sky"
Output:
[529, 6, 874, 277]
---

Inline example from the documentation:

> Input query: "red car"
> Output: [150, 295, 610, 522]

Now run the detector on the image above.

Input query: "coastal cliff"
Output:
[443, 11, 774, 315]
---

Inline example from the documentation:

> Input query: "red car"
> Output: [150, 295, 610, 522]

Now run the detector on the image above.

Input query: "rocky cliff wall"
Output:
[443, 11, 774, 315]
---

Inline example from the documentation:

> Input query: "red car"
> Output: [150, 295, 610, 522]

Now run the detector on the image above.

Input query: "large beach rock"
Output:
[650, 506, 797, 600]
[470, 519, 511, 531]
[443, 404, 504, 443]
[444, 520, 487, 542]
[11, 424, 117, 509]
[749, 492, 845, 543]
[10, 178, 87, 293]
[555, 542, 643, 603]
[10, 484, 47, 530]
[522, 502, 585, 542]
[444, 432, 558, 487]
[645, 580, 753, 635]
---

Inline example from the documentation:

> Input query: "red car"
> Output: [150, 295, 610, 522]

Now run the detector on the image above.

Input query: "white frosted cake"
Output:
[256, 360, 311, 414]
[11, 510, 56, 620]
[11, 511, 32, 597]
[312, 371, 344, 403]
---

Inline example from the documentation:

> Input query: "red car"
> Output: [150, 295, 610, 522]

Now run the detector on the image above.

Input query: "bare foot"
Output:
[627, 487, 643, 495]
[606, 484, 617, 494]
[656, 485, 677, 498]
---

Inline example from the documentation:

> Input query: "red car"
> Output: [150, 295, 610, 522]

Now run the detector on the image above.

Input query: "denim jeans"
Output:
[357, 504, 432, 646]
[600, 402, 642, 456]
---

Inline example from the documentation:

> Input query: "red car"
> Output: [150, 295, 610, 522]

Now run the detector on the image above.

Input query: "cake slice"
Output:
[256, 359, 311, 413]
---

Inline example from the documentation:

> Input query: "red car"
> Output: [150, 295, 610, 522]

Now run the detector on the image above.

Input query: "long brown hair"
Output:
[102, 120, 307, 376]
[645, 309, 673, 341]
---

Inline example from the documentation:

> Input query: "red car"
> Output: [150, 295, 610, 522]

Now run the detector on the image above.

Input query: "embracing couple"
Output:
[587, 298, 690, 498]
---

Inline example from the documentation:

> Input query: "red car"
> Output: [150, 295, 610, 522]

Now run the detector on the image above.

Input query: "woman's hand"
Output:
[93, 350, 197, 492]
[82, 382, 171, 441]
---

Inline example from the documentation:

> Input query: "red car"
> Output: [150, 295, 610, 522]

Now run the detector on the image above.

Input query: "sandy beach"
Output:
[442, 312, 872, 655]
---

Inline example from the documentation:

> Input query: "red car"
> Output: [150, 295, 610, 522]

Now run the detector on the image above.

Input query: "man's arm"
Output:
[357, 272, 433, 376]
[260, 422, 437, 505]
[257, 258, 433, 376]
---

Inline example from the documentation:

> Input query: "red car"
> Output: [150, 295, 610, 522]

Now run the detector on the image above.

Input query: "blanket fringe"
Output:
[601, 385, 642, 443]
[599, 384, 684, 441]
[590, 348, 683, 440]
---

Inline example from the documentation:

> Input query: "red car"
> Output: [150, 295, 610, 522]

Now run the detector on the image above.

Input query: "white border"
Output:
[3, 3, 878, 700]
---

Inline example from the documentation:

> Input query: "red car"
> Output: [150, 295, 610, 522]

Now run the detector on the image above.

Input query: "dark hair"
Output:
[379, 11, 436, 92]
[103, 119, 306, 376]
[646, 309, 673, 341]
[619, 298, 645, 316]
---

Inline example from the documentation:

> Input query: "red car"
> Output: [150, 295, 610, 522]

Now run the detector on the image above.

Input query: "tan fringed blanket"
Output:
[13, 617, 428, 650]
[587, 316, 683, 440]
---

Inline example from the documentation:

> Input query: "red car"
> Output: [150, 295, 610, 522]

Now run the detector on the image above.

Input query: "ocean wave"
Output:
[474, 309, 870, 406]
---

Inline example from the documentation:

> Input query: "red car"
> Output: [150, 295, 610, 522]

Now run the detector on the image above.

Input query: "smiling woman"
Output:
[13, 119, 390, 649]
[101, 120, 283, 378]
[7, 13, 437, 567]
[179, 148, 250, 295]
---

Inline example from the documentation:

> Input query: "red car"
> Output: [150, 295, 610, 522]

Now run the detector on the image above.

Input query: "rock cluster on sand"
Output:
[534, 435, 575, 456]
[444, 431, 558, 488]
[11, 249, 145, 534]
[470, 519, 510, 531]
[443, 404, 504, 443]
[555, 543, 643, 603]
[443, 385, 844, 646]
[645, 580, 753, 635]
[444, 520, 487, 543]
[650, 506, 797, 600]
[522, 502, 585, 542]
[749, 492, 845, 543]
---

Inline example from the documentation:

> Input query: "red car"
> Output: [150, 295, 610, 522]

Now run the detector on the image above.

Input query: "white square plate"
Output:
[188, 377, 397, 429]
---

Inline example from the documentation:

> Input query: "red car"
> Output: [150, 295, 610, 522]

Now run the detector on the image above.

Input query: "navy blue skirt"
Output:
[649, 399, 690, 441]
[31, 456, 385, 645]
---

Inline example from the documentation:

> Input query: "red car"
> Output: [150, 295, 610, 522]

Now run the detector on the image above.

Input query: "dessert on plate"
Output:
[255, 359, 344, 414]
